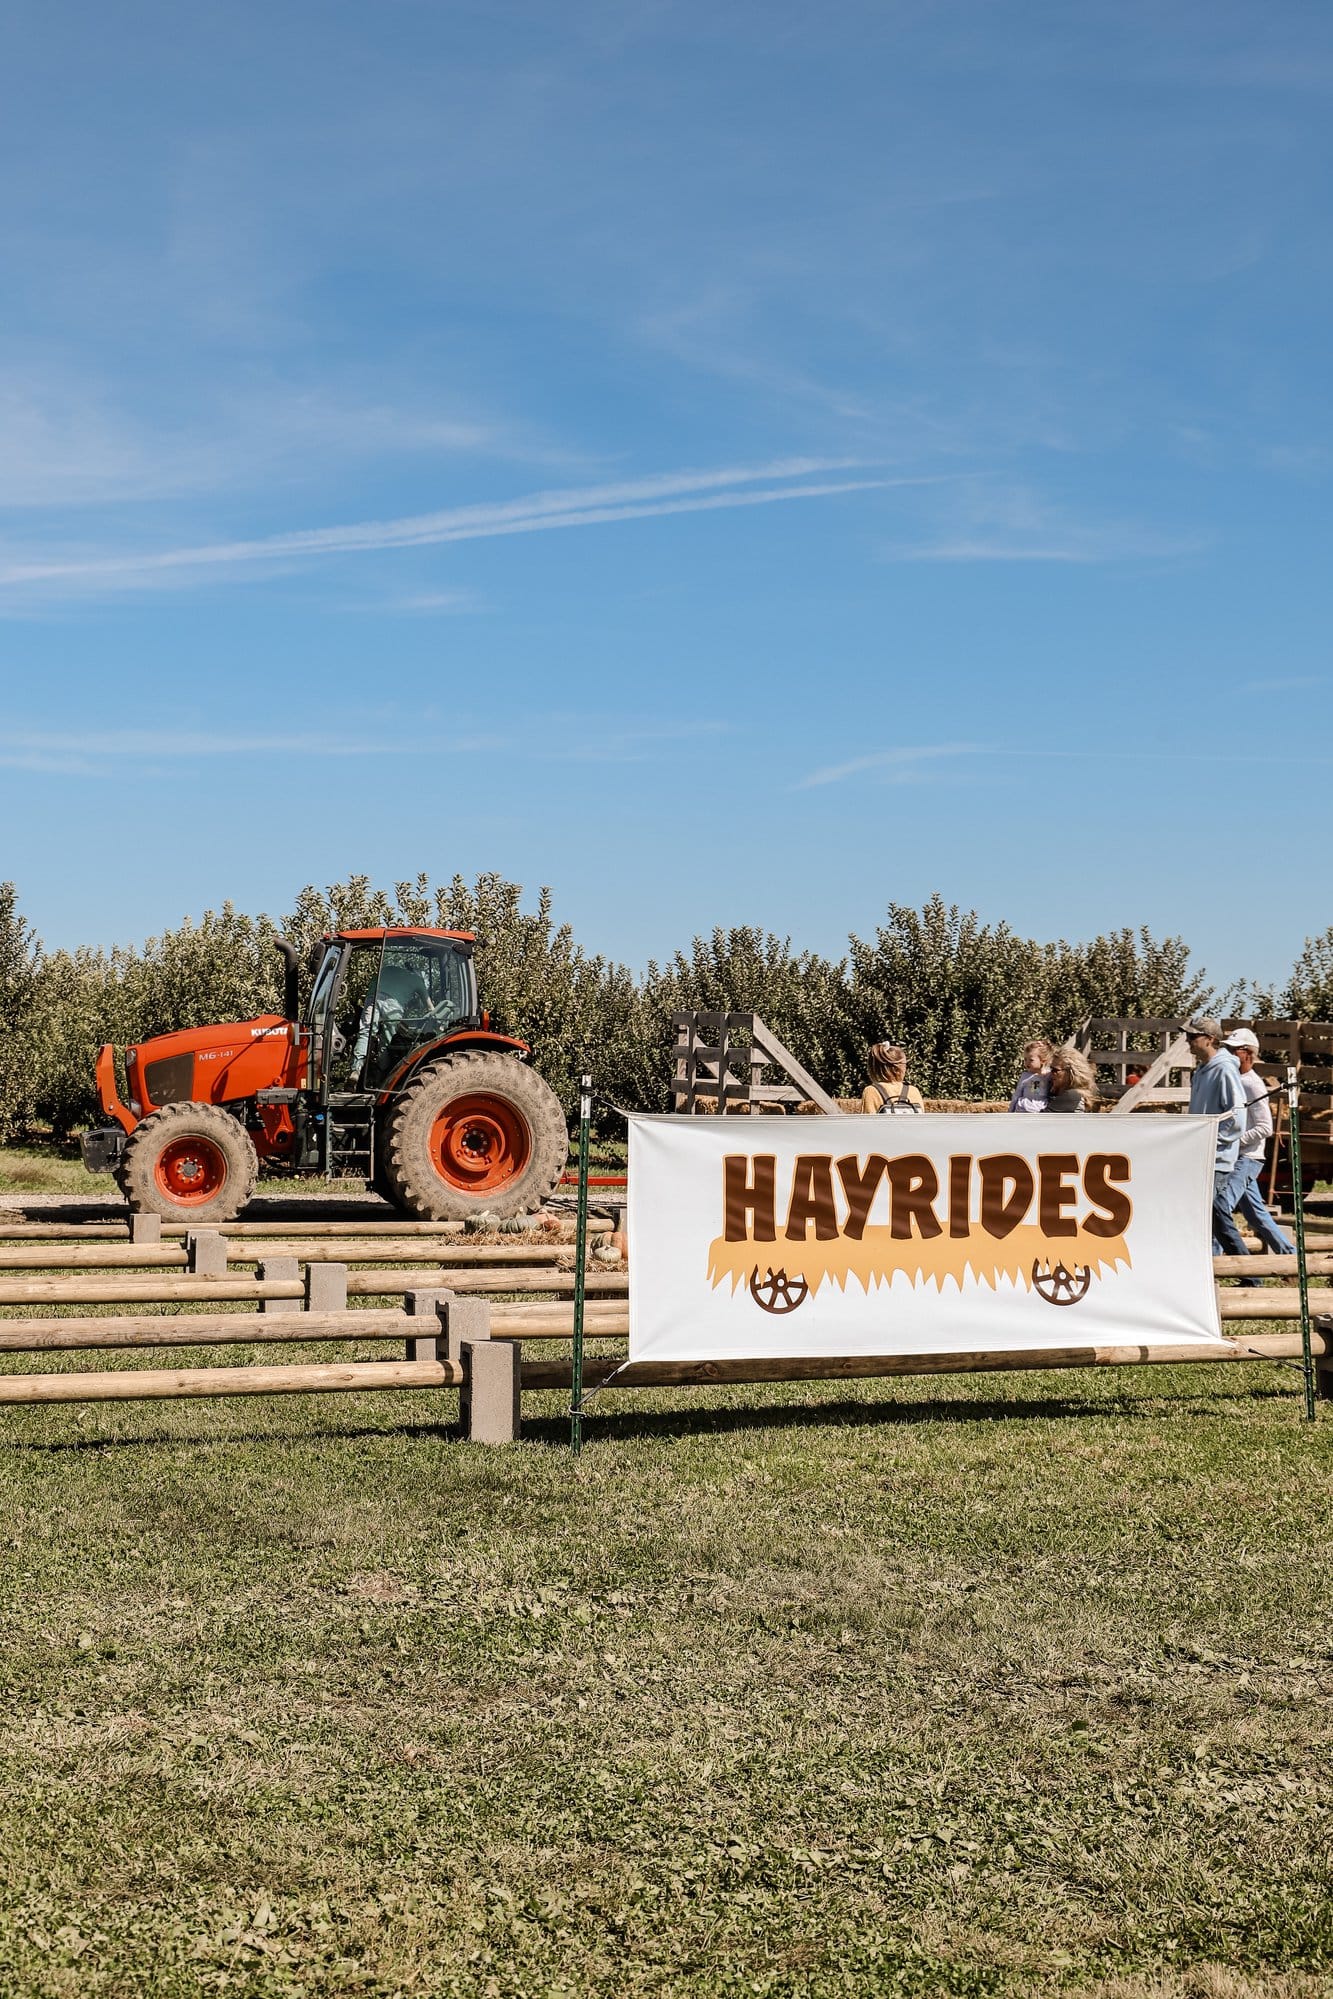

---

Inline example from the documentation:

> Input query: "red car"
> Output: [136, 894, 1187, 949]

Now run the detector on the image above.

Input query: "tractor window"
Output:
[359, 940, 473, 1092]
[330, 943, 383, 1091]
[306, 946, 343, 1093]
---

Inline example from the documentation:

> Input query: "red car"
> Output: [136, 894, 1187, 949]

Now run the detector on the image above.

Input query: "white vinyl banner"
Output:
[628, 1114, 1222, 1363]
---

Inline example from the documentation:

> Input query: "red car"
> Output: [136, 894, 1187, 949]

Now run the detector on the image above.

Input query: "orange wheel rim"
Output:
[429, 1094, 531, 1193]
[154, 1136, 228, 1205]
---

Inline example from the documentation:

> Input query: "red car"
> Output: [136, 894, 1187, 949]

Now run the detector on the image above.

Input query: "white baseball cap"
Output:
[1223, 1027, 1260, 1053]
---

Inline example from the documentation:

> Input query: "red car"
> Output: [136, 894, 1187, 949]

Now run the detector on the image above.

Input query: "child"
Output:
[1009, 1039, 1053, 1112]
[862, 1043, 925, 1115]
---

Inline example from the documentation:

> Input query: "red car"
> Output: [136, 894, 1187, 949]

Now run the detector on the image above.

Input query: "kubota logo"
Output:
[708, 1150, 1133, 1312]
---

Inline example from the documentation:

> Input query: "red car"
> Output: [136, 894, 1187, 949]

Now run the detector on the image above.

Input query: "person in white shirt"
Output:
[1009, 1039, 1052, 1112]
[1222, 1027, 1294, 1267]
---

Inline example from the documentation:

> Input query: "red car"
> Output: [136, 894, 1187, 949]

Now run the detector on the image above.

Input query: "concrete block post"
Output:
[404, 1287, 448, 1363]
[129, 1212, 162, 1245]
[187, 1231, 228, 1276]
[441, 1294, 491, 1362]
[306, 1262, 348, 1314]
[462, 1335, 520, 1444]
[258, 1256, 301, 1314]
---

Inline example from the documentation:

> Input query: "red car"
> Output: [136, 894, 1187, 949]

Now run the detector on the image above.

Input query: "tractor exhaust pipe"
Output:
[273, 938, 301, 1022]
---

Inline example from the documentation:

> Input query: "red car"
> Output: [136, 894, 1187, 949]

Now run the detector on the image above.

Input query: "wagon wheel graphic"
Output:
[1031, 1258, 1093, 1307]
[748, 1265, 809, 1314]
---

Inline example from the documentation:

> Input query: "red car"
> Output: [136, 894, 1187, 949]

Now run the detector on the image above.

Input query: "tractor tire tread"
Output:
[120, 1101, 259, 1224]
[382, 1055, 567, 1222]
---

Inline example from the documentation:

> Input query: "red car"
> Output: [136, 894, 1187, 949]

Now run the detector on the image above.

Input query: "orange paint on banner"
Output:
[708, 1221, 1130, 1298]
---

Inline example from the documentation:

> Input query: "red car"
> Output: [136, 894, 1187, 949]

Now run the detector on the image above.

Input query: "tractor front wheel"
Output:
[120, 1101, 259, 1224]
[382, 1055, 567, 1222]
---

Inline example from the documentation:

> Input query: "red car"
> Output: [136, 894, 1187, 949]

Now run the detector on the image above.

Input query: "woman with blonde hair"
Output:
[1045, 1044, 1097, 1112]
[862, 1042, 925, 1116]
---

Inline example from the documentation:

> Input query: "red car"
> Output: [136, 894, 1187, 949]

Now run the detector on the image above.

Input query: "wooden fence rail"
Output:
[0, 1275, 308, 1307]
[344, 1268, 626, 1298]
[0, 1284, 520, 1439]
[0, 1268, 626, 1307]
[0, 1303, 630, 1354]
[1, 1229, 1331, 1441]
[0, 1217, 611, 1242]
[0, 1242, 578, 1272]
[0, 1359, 464, 1406]
[519, 1330, 1330, 1393]
[1215, 1290, 1330, 1318]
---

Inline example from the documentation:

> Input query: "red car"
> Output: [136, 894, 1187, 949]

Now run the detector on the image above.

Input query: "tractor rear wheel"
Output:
[120, 1101, 259, 1224]
[382, 1055, 567, 1222]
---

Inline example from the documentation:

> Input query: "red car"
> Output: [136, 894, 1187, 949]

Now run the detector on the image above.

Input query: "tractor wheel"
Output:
[382, 1055, 568, 1222]
[120, 1101, 259, 1224]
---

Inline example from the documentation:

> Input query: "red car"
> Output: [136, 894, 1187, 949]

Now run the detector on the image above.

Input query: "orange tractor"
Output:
[80, 928, 569, 1226]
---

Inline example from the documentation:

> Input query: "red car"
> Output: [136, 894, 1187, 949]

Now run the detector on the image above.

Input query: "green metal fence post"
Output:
[1287, 1064, 1316, 1423]
[570, 1072, 592, 1455]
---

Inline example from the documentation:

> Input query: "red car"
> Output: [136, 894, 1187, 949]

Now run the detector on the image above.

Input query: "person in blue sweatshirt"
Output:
[1184, 1016, 1249, 1259]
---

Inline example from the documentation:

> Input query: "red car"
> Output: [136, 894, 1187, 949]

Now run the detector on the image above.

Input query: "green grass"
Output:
[1, 1352, 1330, 1998]
[0, 1143, 117, 1198]
[0, 1138, 613, 1200]
[0, 1143, 379, 1202]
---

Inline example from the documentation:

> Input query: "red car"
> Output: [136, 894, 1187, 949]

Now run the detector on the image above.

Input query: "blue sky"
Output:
[1, 0, 1329, 991]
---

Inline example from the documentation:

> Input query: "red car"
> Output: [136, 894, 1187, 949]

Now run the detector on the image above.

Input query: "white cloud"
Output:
[880, 483, 1203, 566]
[796, 743, 986, 790]
[0, 458, 892, 594]
[0, 728, 497, 775]
[376, 588, 485, 615]
[887, 541, 1095, 563]
[0, 363, 579, 511]
[885, 535, 1200, 564]
[0, 714, 732, 776]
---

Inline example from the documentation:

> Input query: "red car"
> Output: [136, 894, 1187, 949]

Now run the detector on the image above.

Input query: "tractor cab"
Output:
[300, 929, 486, 1182]
[307, 930, 479, 1099]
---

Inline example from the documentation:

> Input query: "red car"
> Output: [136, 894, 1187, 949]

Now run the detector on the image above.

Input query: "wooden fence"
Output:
[1075, 1016, 1333, 1189]
[0, 1206, 1328, 1439]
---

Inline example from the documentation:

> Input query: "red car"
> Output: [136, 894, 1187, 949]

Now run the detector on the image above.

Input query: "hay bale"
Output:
[922, 1099, 1011, 1114]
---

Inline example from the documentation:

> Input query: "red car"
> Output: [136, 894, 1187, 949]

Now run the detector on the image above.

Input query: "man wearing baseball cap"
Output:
[1223, 1027, 1295, 1266]
[1184, 1017, 1250, 1263]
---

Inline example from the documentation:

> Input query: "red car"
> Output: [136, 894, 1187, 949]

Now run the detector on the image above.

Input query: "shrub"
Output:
[1274, 927, 1333, 1020]
[0, 883, 42, 1137]
[846, 895, 1050, 1099]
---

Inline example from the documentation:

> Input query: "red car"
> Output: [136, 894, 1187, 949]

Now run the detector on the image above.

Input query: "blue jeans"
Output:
[1213, 1164, 1257, 1283]
[1234, 1158, 1295, 1256]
